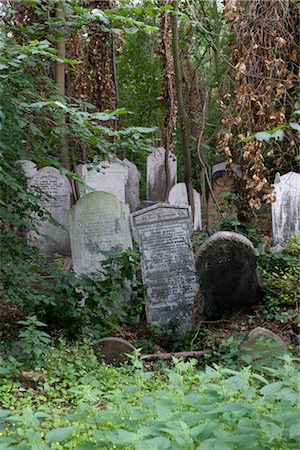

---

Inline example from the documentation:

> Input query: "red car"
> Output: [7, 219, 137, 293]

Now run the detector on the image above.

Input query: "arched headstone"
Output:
[29, 167, 72, 256]
[69, 192, 132, 275]
[17, 160, 37, 178]
[168, 182, 202, 231]
[75, 160, 128, 202]
[272, 172, 300, 244]
[196, 231, 258, 313]
[93, 337, 135, 365]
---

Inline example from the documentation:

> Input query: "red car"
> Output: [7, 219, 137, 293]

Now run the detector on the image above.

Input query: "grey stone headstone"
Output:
[196, 231, 258, 313]
[17, 160, 37, 178]
[75, 160, 128, 202]
[212, 161, 241, 177]
[131, 203, 198, 333]
[29, 167, 72, 256]
[124, 159, 141, 212]
[147, 148, 177, 201]
[241, 327, 288, 368]
[168, 182, 202, 231]
[272, 172, 300, 244]
[93, 337, 136, 365]
[69, 191, 132, 275]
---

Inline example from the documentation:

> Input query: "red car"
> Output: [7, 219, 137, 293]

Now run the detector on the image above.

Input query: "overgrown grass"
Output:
[0, 342, 299, 449]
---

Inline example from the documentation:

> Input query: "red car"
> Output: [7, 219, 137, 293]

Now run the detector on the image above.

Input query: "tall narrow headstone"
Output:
[168, 182, 202, 231]
[29, 167, 72, 256]
[147, 148, 177, 201]
[17, 160, 37, 178]
[272, 172, 300, 244]
[131, 204, 198, 332]
[69, 192, 132, 275]
[124, 159, 141, 212]
[75, 160, 128, 202]
[196, 231, 258, 313]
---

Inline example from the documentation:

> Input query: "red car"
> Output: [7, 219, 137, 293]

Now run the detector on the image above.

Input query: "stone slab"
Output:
[241, 327, 288, 368]
[75, 160, 128, 202]
[272, 172, 300, 244]
[196, 231, 259, 313]
[147, 148, 177, 201]
[168, 182, 202, 231]
[29, 166, 72, 256]
[69, 191, 132, 275]
[124, 159, 141, 212]
[131, 203, 198, 332]
[93, 337, 136, 365]
[17, 160, 37, 178]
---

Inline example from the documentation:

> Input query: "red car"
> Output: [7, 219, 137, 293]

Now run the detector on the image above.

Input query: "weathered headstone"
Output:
[212, 161, 241, 177]
[29, 167, 72, 256]
[69, 191, 132, 275]
[124, 159, 141, 212]
[272, 172, 300, 244]
[168, 182, 202, 231]
[131, 203, 198, 332]
[241, 327, 288, 368]
[207, 170, 240, 234]
[93, 337, 136, 365]
[17, 160, 37, 178]
[75, 160, 128, 202]
[147, 148, 177, 201]
[195, 231, 258, 313]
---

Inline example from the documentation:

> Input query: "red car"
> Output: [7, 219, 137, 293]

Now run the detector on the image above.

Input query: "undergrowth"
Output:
[0, 341, 299, 450]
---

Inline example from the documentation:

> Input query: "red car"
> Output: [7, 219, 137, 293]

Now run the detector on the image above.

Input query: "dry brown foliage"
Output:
[219, 0, 299, 209]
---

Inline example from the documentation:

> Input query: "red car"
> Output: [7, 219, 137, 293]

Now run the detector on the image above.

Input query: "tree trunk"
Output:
[171, 0, 194, 217]
[56, 0, 69, 169]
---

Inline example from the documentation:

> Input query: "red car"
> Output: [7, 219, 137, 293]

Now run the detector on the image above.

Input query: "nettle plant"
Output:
[0, 349, 299, 449]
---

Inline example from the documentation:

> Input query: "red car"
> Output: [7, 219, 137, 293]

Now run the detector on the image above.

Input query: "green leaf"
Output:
[45, 426, 75, 443]
[289, 122, 300, 132]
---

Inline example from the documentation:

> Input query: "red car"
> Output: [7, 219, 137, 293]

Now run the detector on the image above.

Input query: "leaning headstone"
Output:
[93, 337, 136, 365]
[272, 172, 300, 244]
[124, 159, 141, 212]
[207, 170, 239, 234]
[17, 160, 37, 178]
[75, 160, 128, 202]
[147, 148, 177, 201]
[131, 203, 198, 332]
[29, 167, 72, 256]
[196, 231, 258, 313]
[69, 191, 132, 275]
[240, 327, 288, 368]
[212, 161, 241, 177]
[168, 182, 202, 231]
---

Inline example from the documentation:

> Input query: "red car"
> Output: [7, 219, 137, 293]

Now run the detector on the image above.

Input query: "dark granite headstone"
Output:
[93, 337, 135, 365]
[195, 231, 258, 312]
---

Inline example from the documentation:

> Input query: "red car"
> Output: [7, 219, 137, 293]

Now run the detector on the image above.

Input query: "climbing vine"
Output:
[219, 0, 299, 209]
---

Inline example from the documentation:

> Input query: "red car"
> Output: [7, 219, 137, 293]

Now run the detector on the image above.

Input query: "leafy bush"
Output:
[259, 236, 300, 307]
[0, 343, 299, 449]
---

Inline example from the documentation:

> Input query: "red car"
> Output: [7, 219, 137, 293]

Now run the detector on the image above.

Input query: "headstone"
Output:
[241, 327, 288, 368]
[75, 160, 128, 202]
[124, 159, 141, 212]
[207, 170, 239, 234]
[69, 191, 132, 275]
[195, 231, 258, 313]
[29, 167, 72, 256]
[93, 337, 136, 365]
[212, 161, 241, 177]
[168, 182, 202, 231]
[131, 203, 198, 332]
[17, 160, 37, 178]
[272, 172, 300, 244]
[147, 148, 177, 201]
